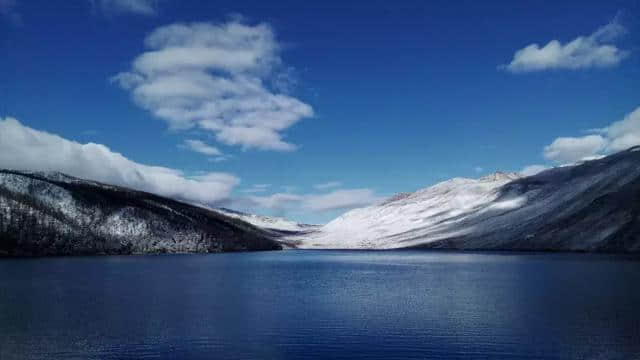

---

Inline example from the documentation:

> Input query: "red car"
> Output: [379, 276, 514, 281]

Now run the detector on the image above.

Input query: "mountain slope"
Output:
[0, 170, 281, 256]
[290, 147, 640, 252]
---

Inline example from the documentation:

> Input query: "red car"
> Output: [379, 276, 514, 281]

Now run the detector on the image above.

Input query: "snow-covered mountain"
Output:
[3, 146, 639, 255]
[289, 147, 640, 252]
[213, 208, 319, 234]
[0, 170, 281, 256]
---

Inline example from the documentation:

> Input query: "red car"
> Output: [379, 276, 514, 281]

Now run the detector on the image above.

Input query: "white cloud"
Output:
[314, 181, 342, 190]
[96, 0, 157, 15]
[244, 188, 380, 214]
[240, 183, 271, 193]
[208, 154, 232, 163]
[542, 106, 640, 164]
[241, 189, 265, 194]
[520, 164, 549, 176]
[0, 117, 238, 204]
[605, 107, 640, 152]
[181, 139, 222, 156]
[214, 125, 296, 151]
[247, 192, 303, 210]
[303, 189, 379, 212]
[113, 19, 313, 151]
[543, 135, 607, 164]
[502, 18, 628, 73]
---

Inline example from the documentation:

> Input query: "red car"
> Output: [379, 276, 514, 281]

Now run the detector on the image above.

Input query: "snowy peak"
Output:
[380, 192, 413, 205]
[479, 172, 521, 182]
[213, 208, 319, 234]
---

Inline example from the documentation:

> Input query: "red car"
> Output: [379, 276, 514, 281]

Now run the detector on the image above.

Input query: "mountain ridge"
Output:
[2, 147, 639, 255]
[0, 169, 281, 256]
[286, 146, 640, 252]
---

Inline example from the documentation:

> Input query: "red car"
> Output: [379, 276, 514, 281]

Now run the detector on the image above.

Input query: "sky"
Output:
[1, 0, 639, 224]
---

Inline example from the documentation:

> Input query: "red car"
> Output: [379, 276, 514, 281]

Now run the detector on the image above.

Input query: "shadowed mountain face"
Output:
[290, 147, 640, 252]
[0, 171, 281, 256]
[437, 146, 640, 252]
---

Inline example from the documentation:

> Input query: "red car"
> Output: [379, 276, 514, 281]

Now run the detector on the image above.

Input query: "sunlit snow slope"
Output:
[291, 147, 640, 252]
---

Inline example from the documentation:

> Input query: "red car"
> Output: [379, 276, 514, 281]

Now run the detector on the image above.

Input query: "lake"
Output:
[1, 250, 639, 359]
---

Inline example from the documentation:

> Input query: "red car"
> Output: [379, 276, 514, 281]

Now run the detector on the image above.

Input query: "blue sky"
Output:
[1, 0, 639, 223]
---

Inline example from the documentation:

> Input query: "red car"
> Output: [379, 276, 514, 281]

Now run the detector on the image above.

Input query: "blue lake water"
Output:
[1, 250, 639, 359]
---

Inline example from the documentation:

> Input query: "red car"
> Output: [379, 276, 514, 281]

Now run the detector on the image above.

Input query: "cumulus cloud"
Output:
[542, 106, 640, 164]
[95, 0, 157, 15]
[0, 117, 238, 204]
[502, 17, 628, 72]
[113, 19, 313, 151]
[605, 107, 640, 152]
[180, 139, 222, 156]
[543, 135, 607, 164]
[314, 181, 342, 190]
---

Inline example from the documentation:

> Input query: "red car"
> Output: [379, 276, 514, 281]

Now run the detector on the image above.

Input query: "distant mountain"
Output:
[290, 147, 640, 252]
[0, 170, 281, 256]
[213, 208, 319, 235]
